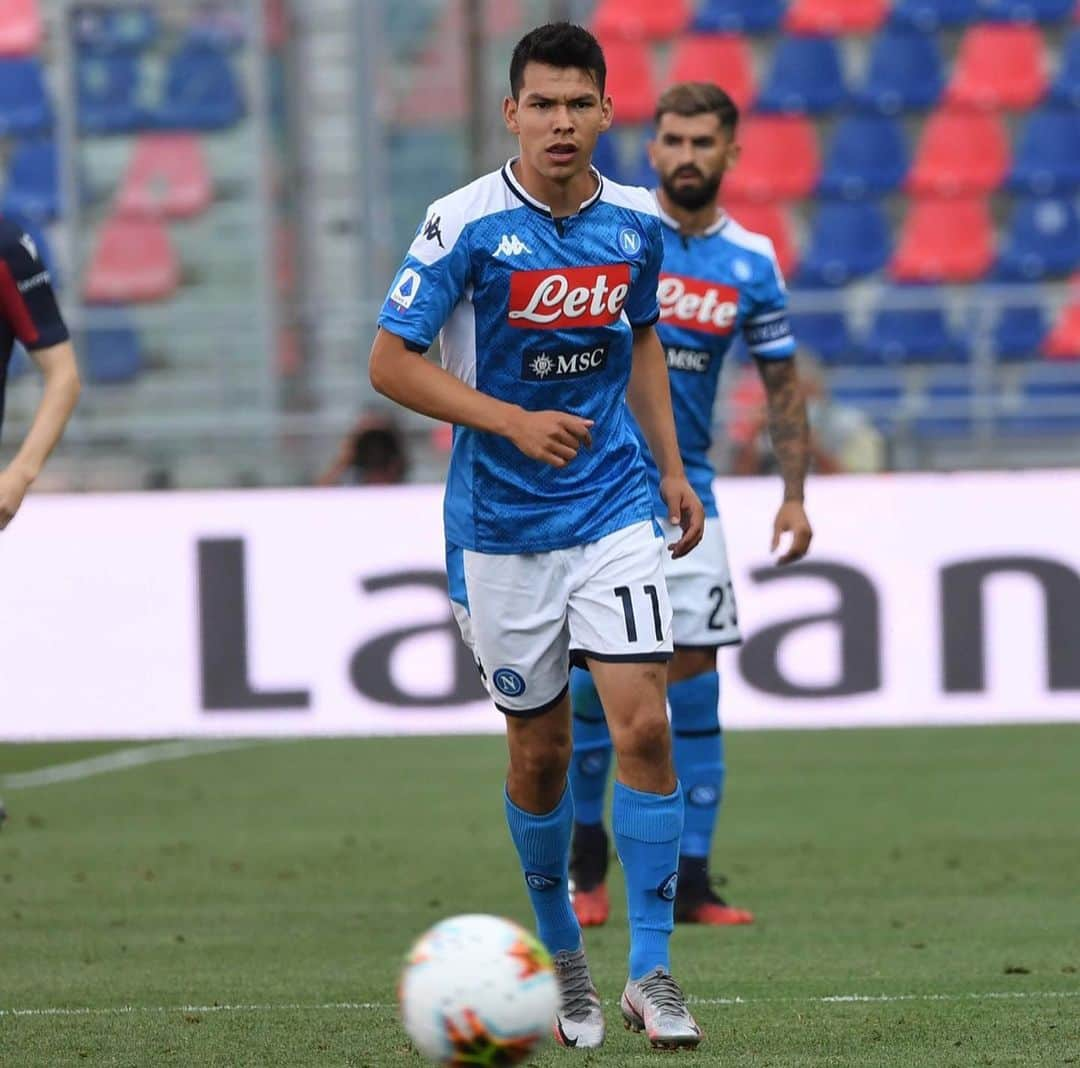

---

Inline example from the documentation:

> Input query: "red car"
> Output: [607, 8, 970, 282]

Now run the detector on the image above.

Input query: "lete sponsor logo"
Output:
[507, 264, 631, 329]
[658, 274, 740, 336]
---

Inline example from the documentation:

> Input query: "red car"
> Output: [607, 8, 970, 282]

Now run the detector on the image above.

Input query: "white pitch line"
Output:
[2, 990, 1078, 1019]
[0, 739, 258, 791]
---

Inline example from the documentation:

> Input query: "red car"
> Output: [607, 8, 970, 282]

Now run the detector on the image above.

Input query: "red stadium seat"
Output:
[0, 0, 41, 56]
[890, 196, 994, 282]
[668, 35, 756, 112]
[1044, 274, 1080, 358]
[115, 134, 213, 219]
[724, 200, 800, 278]
[723, 115, 820, 200]
[592, 0, 690, 39]
[784, 0, 888, 34]
[83, 215, 181, 303]
[906, 108, 1010, 195]
[946, 25, 1048, 111]
[599, 36, 658, 123]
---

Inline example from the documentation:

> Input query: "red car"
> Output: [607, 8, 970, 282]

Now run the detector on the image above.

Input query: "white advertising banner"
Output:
[1, 472, 1078, 740]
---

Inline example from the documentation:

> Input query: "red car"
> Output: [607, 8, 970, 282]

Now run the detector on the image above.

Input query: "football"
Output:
[399, 913, 560, 1065]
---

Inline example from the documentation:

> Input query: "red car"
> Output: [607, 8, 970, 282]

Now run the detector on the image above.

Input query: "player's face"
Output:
[503, 63, 613, 184]
[649, 112, 738, 211]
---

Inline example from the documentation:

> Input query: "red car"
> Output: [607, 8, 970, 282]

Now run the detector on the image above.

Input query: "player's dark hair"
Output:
[509, 22, 606, 99]
[654, 82, 739, 137]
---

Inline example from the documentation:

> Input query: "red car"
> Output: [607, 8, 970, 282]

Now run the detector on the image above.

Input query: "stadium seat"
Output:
[995, 197, 1080, 280]
[723, 115, 821, 200]
[914, 376, 977, 438]
[154, 42, 244, 130]
[74, 6, 159, 52]
[83, 215, 180, 304]
[84, 312, 143, 384]
[78, 53, 145, 134]
[724, 201, 799, 278]
[1049, 29, 1080, 107]
[906, 108, 1010, 195]
[829, 369, 906, 428]
[891, 196, 994, 282]
[115, 134, 213, 219]
[591, 133, 623, 182]
[756, 36, 848, 114]
[855, 26, 944, 113]
[784, 0, 888, 34]
[1, 138, 59, 220]
[0, 57, 52, 135]
[978, 0, 1074, 22]
[945, 25, 1048, 111]
[0, 0, 42, 56]
[691, 0, 785, 32]
[993, 304, 1048, 360]
[818, 114, 909, 197]
[865, 287, 970, 363]
[591, 0, 690, 39]
[1007, 108, 1080, 194]
[889, 0, 978, 29]
[598, 36, 656, 123]
[1044, 286, 1080, 358]
[1001, 368, 1080, 433]
[668, 35, 757, 112]
[797, 200, 892, 286]
[791, 310, 860, 363]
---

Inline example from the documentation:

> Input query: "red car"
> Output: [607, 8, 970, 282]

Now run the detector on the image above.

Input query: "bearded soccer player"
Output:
[568, 83, 814, 928]
[370, 24, 707, 1053]
[0, 216, 81, 530]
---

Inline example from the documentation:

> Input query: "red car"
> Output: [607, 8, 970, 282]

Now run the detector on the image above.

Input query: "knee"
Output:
[510, 731, 571, 792]
[617, 707, 672, 766]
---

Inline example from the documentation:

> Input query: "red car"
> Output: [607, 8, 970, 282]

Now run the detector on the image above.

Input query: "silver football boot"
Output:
[620, 966, 702, 1050]
[551, 946, 605, 1049]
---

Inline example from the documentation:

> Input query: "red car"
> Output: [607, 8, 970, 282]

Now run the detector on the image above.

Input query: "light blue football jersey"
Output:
[633, 201, 796, 519]
[377, 160, 664, 555]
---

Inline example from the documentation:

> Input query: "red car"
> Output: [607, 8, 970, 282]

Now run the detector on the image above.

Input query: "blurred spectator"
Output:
[729, 354, 884, 475]
[318, 411, 409, 486]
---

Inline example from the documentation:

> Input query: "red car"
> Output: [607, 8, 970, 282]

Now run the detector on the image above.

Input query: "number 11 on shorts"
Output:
[613, 584, 665, 643]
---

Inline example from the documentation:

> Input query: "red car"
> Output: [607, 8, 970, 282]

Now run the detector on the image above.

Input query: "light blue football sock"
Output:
[613, 781, 684, 979]
[569, 667, 612, 826]
[504, 785, 581, 956]
[669, 671, 724, 859]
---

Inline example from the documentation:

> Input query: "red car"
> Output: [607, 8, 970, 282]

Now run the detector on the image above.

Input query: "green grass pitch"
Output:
[1, 726, 1078, 1066]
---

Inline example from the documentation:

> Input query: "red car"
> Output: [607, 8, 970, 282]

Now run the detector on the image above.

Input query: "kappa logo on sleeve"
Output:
[422, 214, 445, 249]
[390, 268, 422, 312]
[18, 233, 39, 261]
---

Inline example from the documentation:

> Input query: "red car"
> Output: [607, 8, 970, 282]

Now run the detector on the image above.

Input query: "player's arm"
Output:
[626, 324, 704, 558]
[0, 341, 81, 529]
[754, 355, 812, 565]
[370, 330, 592, 468]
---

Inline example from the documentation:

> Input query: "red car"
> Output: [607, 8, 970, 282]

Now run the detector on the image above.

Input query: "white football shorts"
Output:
[658, 514, 742, 649]
[448, 520, 673, 716]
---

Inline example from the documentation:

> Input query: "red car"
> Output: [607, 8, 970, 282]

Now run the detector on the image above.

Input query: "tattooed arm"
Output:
[755, 357, 813, 565]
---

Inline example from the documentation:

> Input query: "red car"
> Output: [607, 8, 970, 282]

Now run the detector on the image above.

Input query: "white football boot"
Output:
[551, 946, 605, 1049]
[620, 966, 702, 1050]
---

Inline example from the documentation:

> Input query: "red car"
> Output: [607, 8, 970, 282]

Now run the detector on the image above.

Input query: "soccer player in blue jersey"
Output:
[0, 216, 81, 530]
[370, 23, 707, 1053]
[568, 82, 814, 929]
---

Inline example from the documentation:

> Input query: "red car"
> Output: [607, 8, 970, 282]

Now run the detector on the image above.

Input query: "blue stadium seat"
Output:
[153, 42, 244, 130]
[1, 139, 59, 221]
[818, 115, 909, 197]
[85, 313, 143, 384]
[797, 201, 892, 287]
[914, 376, 977, 438]
[992, 304, 1047, 361]
[78, 53, 145, 134]
[977, 0, 1074, 22]
[0, 58, 52, 136]
[1049, 30, 1080, 108]
[830, 369, 906, 430]
[591, 134, 621, 182]
[995, 197, 1080, 281]
[865, 288, 970, 364]
[1007, 109, 1080, 196]
[757, 36, 848, 114]
[855, 27, 945, 113]
[1001, 369, 1080, 434]
[691, 0, 785, 32]
[791, 311, 859, 364]
[890, 0, 978, 29]
[74, 7, 159, 52]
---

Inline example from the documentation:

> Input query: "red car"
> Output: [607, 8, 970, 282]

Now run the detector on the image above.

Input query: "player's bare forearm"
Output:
[757, 356, 809, 503]
[626, 326, 684, 481]
[8, 342, 81, 483]
[370, 328, 519, 437]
